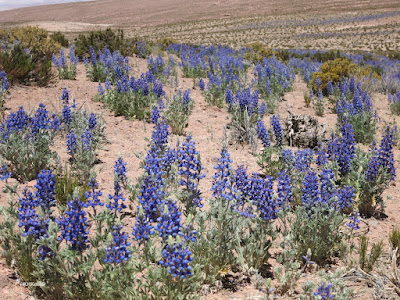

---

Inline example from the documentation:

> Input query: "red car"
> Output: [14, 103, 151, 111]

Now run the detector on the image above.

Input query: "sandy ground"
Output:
[0, 0, 399, 28]
[0, 56, 398, 298]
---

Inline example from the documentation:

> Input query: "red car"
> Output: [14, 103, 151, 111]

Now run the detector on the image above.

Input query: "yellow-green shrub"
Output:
[311, 58, 357, 93]
[0, 26, 59, 86]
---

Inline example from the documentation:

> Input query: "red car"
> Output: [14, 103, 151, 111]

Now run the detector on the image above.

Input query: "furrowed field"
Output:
[0, 16, 399, 299]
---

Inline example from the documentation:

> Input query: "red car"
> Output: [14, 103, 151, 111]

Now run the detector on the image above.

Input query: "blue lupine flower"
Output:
[104, 225, 131, 264]
[18, 188, 47, 238]
[138, 175, 163, 222]
[34, 170, 56, 215]
[81, 129, 92, 151]
[88, 113, 97, 131]
[315, 77, 322, 90]
[151, 106, 160, 124]
[132, 205, 154, 242]
[61, 88, 70, 104]
[347, 212, 361, 230]
[30, 103, 50, 135]
[62, 105, 72, 126]
[0, 163, 11, 181]
[277, 170, 292, 207]
[225, 88, 234, 107]
[337, 186, 355, 210]
[256, 119, 271, 148]
[151, 117, 169, 150]
[199, 78, 205, 90]
[49, 114, 61, 131]
[314, 282, 333, 299]
[327, 79, 333, 95]
[235, 165, 251, 200]
[250, 174, 277, 220]
[366, 126, 396, 181]
[56, 197, 89, 251]
[316, 143, 328, 166]
[320, 169, 336, 204]
[182, 90, 191, 108]
[156, 201, 182, 240]
[66, 131, 77, 157]
[271, 115, 283, 146]
[301, 171, 320, 208]
[177, 135, 206, 209]
[114, 156, 128, 184]
[84, 177, 104, 209]
[211, 147, 239, 203]
[259, 102, 267, 116]
[107, 160, 127, 214]
[159, 242, 193, 279]
[98, 84, 105, 96]
[328, 120, 356, 175]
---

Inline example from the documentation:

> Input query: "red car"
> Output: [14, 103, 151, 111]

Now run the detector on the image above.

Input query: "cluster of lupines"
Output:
[85, 47, 130, 83]
[62, 92, 100, 178]
[301, 169, 355, 211]
[287, 57, 322, 84]
[212, 147, 289, 219]
[159, 239, 194, 279]
[165, 89, 194, 135]
[57, 193, 89, 251]
[256, 119, 271, 148]
[98, 71, 165, 120]
[17, 170, 56, 258]
[104, 225, 131, 264]
[254, 57, 294, 110]
[204, 68, 241, 107]
[336, 79, 373, 116]
[0, 104, 61, 181]
[326, 120, 356, 175]
[335, 78, 376, 143]
[314, 282, 334, 299]
[271, 115, 284, 146]
[147, 55, 175, 81]
[107, 157, 128, 216]
[52, 46, 79, 80]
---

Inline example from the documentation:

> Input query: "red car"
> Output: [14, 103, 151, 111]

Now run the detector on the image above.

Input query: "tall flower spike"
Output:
[132, 205, 154, 243]
[104, 225, 131, 264]
[256, 119, 271, 148]
[156, 201, 182, 240]
[34, 170, 56, 215]
[301, 171, 320, 208]
[159, 241, 193, 279]
[271, 115, 283, 146]
[177, 135, 206, 210]
[277, 170, 292, 207]
[56, 194, 89, 251]
[211, 147, 239, 203]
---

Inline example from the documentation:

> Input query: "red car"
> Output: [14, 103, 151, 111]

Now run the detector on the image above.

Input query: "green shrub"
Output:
[289, 205, 347, 265]
[358, 235, 383, 273]
[311, 58, 357, 94]
[54, 166, 89, 207]
[0, 26, 59, 86]
[165, 90, 193, 135]
[74, 28, 136, 58]
[389, 227, 400, 264]
[50, 32, 69, 48]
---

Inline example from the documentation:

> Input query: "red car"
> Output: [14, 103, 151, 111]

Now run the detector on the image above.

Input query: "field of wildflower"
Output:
[0, 25, 400, 300]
